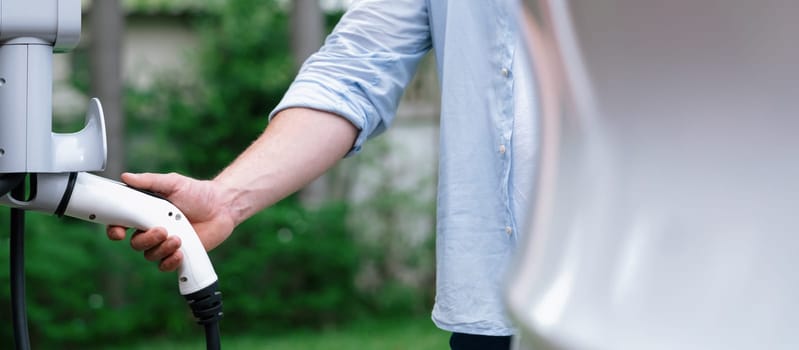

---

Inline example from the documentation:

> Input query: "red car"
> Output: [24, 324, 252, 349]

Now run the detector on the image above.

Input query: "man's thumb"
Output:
[121, 172, 183, 196]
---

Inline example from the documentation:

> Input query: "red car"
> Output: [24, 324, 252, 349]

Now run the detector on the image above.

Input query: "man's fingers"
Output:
[143, 236, 182, 262]
[159, 250, 183, 272]
[106, 226, 128, 241]
[130, 227, 168, 251]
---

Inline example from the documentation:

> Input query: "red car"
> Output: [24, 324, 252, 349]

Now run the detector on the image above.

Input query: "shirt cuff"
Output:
[268, 79, 373, 157]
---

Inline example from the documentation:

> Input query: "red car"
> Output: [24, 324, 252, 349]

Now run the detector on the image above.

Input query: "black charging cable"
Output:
[0, 173, 25, 198]
[3, 174, 31, 350]
[184, 281, 224, 350]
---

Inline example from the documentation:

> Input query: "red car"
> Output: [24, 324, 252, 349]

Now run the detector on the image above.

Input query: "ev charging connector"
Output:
[0, 1, 223, 348]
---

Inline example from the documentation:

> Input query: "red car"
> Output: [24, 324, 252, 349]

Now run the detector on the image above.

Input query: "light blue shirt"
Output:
[271, 0, 531, 336]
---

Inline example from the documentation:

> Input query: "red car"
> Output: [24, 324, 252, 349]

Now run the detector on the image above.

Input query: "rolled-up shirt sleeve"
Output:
[269, 0, 432, 156]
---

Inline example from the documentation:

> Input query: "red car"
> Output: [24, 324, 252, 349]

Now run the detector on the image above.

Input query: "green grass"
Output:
[110, 316, 449, 350]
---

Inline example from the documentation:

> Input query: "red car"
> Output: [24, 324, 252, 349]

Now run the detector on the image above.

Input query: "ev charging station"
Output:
[0, 1, 223, 349]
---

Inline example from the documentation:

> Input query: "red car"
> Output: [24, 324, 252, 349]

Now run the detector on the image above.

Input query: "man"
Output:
[107, 1, 536, 349]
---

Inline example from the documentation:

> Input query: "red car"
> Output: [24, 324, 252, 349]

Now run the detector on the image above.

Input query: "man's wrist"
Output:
[210, 177, 250, 227]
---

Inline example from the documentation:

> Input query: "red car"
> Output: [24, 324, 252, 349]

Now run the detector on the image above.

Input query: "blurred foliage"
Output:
[0, 201, 360, 349]
[346, 139, 438, 316]
[1, 0, 435, 348]
[217, 200, 362, 331]
[110, 316, 448, 350]
[125, 0, 294, 177]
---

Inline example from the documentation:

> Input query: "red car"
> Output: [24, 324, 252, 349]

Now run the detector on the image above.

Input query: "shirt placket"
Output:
[497, 4, 516, 242]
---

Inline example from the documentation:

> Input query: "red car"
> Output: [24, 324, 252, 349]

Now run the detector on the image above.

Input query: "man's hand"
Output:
[106, 172, 237, 272]
[107, 108, 358, 272]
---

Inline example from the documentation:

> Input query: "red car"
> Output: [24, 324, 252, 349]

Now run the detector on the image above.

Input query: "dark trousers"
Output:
[450, 332, 512, 350]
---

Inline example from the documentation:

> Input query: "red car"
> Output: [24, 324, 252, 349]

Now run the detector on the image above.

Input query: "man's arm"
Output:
[109, 0, 432, 270]
[106, 107, 357, 271]
[216, 107, 358, 225]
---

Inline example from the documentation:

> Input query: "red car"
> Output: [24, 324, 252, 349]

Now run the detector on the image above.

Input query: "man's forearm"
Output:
[213, 107, 358, 225]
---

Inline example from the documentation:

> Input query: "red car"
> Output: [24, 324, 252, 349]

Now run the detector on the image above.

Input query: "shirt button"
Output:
[505, 226, 513, 235]
[501, 67, 510, 77]
[499, 145, 506, 154]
